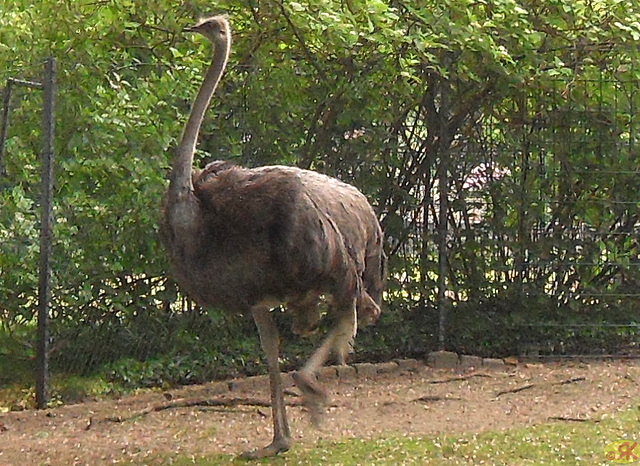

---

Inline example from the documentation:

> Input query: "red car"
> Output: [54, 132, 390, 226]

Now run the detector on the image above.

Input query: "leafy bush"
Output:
[2, 0, 640, 397]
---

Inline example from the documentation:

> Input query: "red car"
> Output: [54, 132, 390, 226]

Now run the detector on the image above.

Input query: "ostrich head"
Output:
[185, 15, 231, 46]
[168, 14, 231, 197]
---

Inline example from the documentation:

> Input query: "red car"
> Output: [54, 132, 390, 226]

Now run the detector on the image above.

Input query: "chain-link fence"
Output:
[404, 57, 640, 359]
[2, 51, 639, 407]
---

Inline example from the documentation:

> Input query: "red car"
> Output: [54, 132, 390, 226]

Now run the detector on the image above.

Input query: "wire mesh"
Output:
[1, 53, 639, 397]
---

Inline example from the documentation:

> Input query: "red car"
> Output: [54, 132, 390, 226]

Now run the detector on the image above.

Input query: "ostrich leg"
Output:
[293, 299, 357, 425]
[241, 305, 292, 459]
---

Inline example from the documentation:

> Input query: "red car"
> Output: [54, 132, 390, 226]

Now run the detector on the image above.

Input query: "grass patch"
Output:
[0, 327, 124, 410]
[0, 373, 124, 411]
[144, 405, 639, 465]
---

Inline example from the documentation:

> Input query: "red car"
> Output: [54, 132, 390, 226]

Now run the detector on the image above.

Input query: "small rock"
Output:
[458, 355, 482, 371]
[482, 358, 506, 370]
[317, 366, 338, 382]
[335, 364, 356, 380]
[205, 381, 232, 396]
[353, 362, 378, 378]
[376, 361, 400, 374]
[427, 351, 459, 369]
[395, 358, 424, 372]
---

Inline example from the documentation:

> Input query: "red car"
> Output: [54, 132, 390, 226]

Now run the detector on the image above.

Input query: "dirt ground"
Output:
[0, 357, 638, 465]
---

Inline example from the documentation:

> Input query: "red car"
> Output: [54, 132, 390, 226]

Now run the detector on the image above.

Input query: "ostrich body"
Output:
[161, 15, 385, 459]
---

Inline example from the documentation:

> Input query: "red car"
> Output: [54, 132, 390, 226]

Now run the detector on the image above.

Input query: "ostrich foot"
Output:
[292, 371, 329, 427]
[239, 437, 292, 460]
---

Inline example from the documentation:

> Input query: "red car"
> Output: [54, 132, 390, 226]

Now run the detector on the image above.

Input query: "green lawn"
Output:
[141, 404, 639, 465]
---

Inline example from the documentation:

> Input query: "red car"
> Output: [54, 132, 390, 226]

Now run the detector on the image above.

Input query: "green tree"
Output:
[1, 0, 639, 382]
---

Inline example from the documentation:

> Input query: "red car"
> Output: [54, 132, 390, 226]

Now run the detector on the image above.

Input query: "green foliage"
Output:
[1, 0, 640, 394]
[0, 324, 35, 388]
[104, 322, 263, 389]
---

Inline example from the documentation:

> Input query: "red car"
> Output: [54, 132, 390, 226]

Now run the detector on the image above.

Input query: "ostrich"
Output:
[160, 15, 385, 459]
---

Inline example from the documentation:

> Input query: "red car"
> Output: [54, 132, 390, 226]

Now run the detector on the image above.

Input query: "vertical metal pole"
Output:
[437, 155, 448, 350]
[0, 81, 13, 177]
[437, 79, 450, 351]
[36, 57, 55, 409]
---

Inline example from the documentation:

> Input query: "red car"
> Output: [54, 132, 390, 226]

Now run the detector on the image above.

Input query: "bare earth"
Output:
[0, 358, 638, 464]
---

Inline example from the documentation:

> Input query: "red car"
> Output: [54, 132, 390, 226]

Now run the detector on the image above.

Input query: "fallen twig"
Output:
[428, 373, 493, 384]
[495, 383, 535, 397]
[412, 395, 462, 403]
[548, 416, 598, 423]
[101, 396, 303, 424]
[556, 376, 586, 385]
[495, 376, 586, 398]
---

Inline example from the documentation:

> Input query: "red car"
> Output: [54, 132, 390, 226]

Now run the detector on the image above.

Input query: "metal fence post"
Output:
[36, 57, 55, 409]
[437, 78, 451, 351]
[0, 81, 13, 177]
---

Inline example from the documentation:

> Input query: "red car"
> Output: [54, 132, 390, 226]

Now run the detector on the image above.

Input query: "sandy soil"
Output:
[0, 358, 638, 464]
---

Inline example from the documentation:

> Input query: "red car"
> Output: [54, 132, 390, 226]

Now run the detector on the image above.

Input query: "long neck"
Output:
[170, 38, 230, 193]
